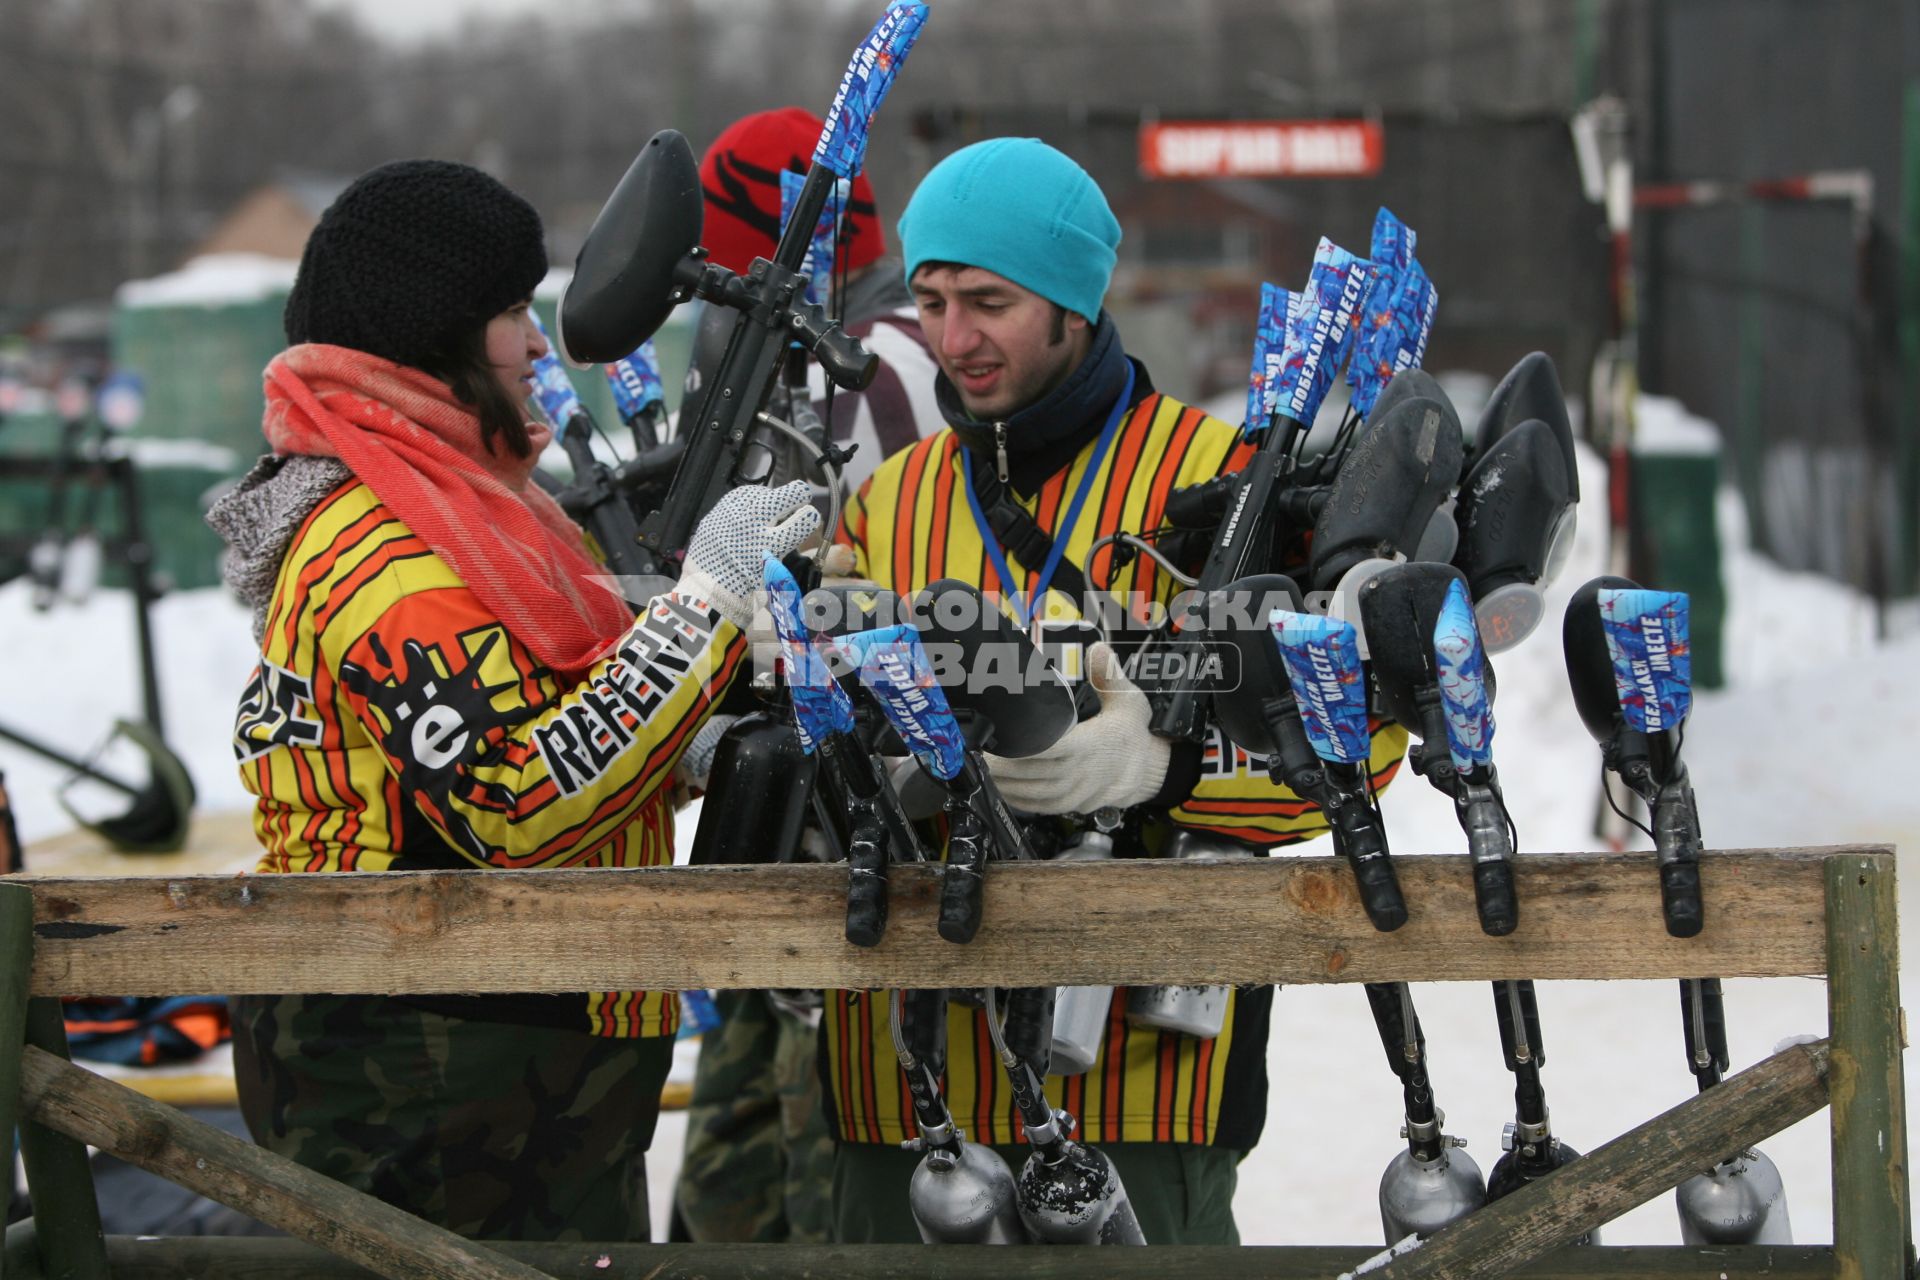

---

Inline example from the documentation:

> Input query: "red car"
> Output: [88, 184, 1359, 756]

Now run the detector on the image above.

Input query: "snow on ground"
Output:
[1, 388, 1912, 1246]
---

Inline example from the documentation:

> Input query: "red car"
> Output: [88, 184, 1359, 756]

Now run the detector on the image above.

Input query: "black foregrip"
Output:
[1474, 857, 1519, 937]
[938, 804, 988, 944]
[807, 317, 879, 390]
[1002, 987, 1056, 1077]
[844, 812, 889, 948]
[1332, 799, 1406, 932]
[1653, 770, 1706, 938]
[1349, 846, 1409, 933]
[611, 438, 686, 489]
[1163, 473, 1238, 529]
[1660, 859, 1704, 939]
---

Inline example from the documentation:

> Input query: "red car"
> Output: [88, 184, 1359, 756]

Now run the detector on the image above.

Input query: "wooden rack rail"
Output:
[7, 844, 1910, 1278]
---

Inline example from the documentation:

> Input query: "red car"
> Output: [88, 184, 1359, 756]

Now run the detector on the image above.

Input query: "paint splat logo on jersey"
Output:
[341, 629, 523, 798]
[233, 660, 324, 762]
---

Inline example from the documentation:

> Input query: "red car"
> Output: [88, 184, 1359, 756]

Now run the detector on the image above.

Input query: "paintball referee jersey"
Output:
[221, 465, 744, 1038]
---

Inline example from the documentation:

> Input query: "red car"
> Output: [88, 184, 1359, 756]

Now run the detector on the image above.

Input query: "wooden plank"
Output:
[16, 1046, 550, 1280]
[74, 1236, 1844, 1278]
[1375, 1039, 1833, 1278]
[27, 847, 1849, 997]
[17, 999, 109, 1280]
[1825, 853, 1912, 1279]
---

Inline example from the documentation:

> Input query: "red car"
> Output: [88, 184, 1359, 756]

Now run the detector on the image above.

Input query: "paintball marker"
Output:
[556, 2, 930, 566]
[761, 555, 927, 945]
[1359, 566, 1517, 935]
[1205, 573, 1407, 930]
[1563, 578, 1792, 1243]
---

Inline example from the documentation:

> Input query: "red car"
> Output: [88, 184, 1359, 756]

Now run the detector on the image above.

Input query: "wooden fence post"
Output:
[0, 883, 35, 1280]
[1826, 851, 1913, 1278]
[19, 999, 109, 1279]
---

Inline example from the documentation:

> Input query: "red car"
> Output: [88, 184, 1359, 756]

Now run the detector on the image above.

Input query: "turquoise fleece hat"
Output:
[897, 138, 1121, 321]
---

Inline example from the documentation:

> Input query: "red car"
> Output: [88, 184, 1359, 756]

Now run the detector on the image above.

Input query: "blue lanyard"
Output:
[961, 362, 1136, 630]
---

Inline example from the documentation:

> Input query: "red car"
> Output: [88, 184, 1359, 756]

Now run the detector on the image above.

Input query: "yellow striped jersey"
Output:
[823, 383, 1407, 1147]
[232, 478, 745, 1037]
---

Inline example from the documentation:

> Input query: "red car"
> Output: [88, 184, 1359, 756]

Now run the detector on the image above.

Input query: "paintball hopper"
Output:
[1472, 352, 1579, 494]
[1452, 353, 1580, 653]
[1452, 420, 1577, 653]
[1368, 368, 1462, 564]
[911, 579, 1076, 759]
[1366, 367, 1446, 429]
[1561, 574, 1639, 743]
[1308, 389, 1465, 596]
[1356, 562, 1477, 733]
[558, 130, 704, 364]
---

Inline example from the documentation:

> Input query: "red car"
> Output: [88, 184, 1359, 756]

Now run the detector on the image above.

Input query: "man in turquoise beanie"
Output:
[819, 138, 1406, 1245]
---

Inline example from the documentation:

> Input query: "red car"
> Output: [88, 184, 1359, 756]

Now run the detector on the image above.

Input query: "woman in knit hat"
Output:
[210, 158, 819, 1242]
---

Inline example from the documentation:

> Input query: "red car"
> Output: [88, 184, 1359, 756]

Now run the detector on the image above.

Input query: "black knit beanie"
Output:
[283, 159, 549, 370]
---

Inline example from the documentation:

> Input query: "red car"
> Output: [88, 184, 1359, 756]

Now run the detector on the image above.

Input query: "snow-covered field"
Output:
[2, 392, 1911, 1247]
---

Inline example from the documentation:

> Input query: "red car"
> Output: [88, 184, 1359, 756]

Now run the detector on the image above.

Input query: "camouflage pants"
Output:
[231, 994, 671, 1243]
[671, 989, 834, 1242]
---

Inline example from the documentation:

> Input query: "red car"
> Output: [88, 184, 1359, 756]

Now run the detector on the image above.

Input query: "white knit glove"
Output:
[676, 481, 822, 628]
[982, 642, 1171, 815]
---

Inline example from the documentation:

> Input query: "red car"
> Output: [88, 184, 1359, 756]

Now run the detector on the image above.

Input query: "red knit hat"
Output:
[698, 106, 886, 277]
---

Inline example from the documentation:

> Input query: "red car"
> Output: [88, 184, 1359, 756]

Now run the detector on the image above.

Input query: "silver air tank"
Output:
[909, 1136, 1028, 1244]
[1676, 1149, 1792, 1245]
[1379, 1140, 1487, 1241]
[1016, 1139, 1147, 1245]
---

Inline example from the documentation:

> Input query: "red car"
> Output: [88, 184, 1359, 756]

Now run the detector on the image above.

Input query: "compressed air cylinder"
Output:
[1017, 1142, 1147, 1245]
[1676, 1150, 1792, 1245]
[1378, 1146, 1487, 1243]
[910, 1140, 1028, 1244]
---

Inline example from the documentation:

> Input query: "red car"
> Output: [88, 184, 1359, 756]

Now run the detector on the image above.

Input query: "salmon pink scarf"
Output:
[262, 343, 632, 682]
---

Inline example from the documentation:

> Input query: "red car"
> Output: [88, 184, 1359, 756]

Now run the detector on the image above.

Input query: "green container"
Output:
[1631, 448, 1727, 690]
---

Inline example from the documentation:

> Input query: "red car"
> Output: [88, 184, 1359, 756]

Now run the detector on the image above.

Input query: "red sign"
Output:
[1140, 120, 1384, 180]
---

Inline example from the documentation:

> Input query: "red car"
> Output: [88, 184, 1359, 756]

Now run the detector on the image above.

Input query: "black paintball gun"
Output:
[555, 2, 931, 568]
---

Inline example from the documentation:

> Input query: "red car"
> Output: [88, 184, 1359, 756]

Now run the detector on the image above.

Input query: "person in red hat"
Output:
[667, 107, 943, 1248]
